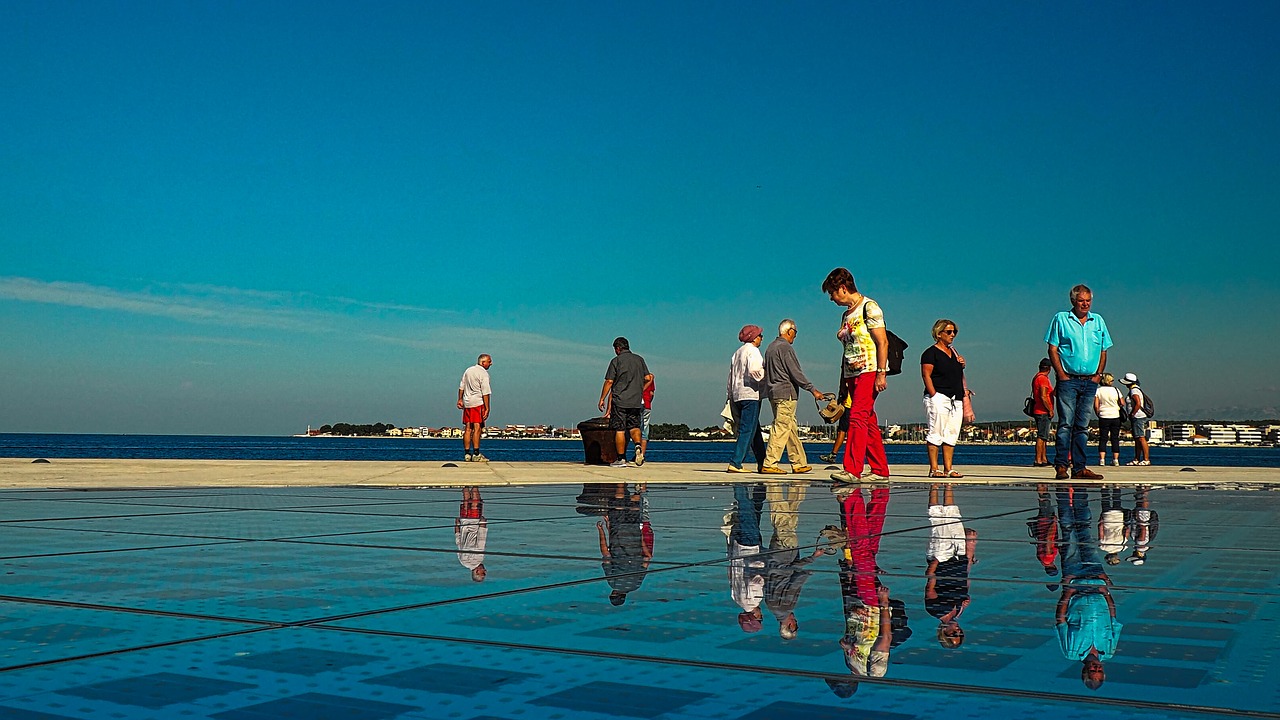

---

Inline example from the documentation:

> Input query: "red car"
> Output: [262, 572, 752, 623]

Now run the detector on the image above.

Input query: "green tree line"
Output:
[317, 422, 398, 436]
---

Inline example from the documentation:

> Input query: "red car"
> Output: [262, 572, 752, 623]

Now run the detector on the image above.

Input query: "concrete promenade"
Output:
[3, 457, 1277, 489]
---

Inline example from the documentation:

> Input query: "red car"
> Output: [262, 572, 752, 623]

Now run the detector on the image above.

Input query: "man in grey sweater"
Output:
[761, 319, 825, 474]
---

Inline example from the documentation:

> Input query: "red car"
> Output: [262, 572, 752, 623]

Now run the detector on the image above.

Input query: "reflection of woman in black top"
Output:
[920, 319, 966, 478]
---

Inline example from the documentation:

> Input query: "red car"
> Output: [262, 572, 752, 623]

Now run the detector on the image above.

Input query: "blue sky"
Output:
[3, 1, 1278, 435]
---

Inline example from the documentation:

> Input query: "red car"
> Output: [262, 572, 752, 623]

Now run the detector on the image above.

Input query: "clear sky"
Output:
[3, 1, 1278, 435]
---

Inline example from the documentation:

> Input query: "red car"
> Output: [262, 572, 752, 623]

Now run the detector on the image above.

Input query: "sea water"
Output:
[1, 433, 1276, 467]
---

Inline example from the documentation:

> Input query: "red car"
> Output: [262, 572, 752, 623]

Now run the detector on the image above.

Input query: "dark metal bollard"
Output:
[577, 417, 620, 465]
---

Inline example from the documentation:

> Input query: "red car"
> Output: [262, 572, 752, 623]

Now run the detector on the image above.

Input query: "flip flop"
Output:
[948, 471, 965, 478]
[929, 470, 946, 478]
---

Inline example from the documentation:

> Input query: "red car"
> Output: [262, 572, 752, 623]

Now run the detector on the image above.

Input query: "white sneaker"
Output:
[464, 454, 474, 462]
[1111, 459, 1120, 466]
[473, 453, 489, 462]
[830, 470, 858, 482]
[610, 459, 629, 468]
[635, 451, 645, 467]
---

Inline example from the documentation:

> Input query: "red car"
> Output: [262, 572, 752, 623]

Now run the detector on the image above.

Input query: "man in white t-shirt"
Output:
[457, 354, 492, 462]
[1119, 373, 1150, 465]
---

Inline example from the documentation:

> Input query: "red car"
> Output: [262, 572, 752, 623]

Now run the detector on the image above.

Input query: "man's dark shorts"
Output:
[610, 407, 643, 432]
[1035, 414, 1053, 440]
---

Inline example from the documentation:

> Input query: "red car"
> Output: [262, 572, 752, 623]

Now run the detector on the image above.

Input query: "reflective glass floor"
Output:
[0, 481, 1275, 719]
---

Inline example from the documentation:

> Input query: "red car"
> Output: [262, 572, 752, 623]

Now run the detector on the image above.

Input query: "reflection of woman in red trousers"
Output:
[834, 483, 889, 608]
[821, 267, 890, 484]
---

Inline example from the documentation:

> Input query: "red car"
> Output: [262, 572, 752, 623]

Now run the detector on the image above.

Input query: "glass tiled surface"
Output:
[0, 480, 1275, 718]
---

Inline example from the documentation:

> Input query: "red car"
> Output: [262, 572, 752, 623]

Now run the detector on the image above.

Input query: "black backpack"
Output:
[884, 330, 908, 376]
[858, 301, 908, 376]
[1130, 386, 1155, 419]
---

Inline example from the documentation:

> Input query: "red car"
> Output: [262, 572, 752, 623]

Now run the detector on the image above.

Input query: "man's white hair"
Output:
[778, 319, 796, 336]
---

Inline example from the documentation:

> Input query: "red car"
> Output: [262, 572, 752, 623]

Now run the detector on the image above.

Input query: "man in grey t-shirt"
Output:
[598, 337, 653, 468]
[762, 319, 825, 474]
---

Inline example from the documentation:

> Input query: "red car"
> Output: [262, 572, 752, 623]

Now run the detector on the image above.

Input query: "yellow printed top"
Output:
[839, 298, 884, 377]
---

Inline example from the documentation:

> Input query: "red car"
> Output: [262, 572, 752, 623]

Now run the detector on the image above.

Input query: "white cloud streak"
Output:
[0, 275, 599, 366]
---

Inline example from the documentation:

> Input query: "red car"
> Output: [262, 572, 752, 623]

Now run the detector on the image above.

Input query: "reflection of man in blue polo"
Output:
[1044, 284, 1112, 480]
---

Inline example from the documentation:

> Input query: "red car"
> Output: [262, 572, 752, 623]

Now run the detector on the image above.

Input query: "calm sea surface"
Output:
[1, 433, 1277, 467]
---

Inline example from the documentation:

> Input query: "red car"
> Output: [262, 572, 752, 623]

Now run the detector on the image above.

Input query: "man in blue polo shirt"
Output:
[1044, 284, 1112, 480]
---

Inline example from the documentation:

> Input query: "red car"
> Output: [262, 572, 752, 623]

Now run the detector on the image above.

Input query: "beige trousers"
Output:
[764, 398, 808, 468]
[765, 481, 808, 549]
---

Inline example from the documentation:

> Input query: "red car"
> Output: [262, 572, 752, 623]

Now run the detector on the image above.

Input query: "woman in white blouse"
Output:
[1093, 373, 1124, 467]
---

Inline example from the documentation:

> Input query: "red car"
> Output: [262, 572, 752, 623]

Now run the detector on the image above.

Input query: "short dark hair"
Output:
[1039, 358, 1052, 370]
[613, 337, 629, 351]
[822, 268, 857, 294]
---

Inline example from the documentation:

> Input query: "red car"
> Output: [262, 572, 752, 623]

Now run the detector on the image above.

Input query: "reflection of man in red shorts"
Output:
[455, 487, 487, 582]
[457, 354, 493, 462]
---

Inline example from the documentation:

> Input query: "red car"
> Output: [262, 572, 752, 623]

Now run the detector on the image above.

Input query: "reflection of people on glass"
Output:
[764, 481, 823, 639]
[924, 483, 975, 649]
[455, 487, 487, 582]
[1098, 485, 1129, 566]
[1126, 485, 1158, 566]
[1055, 484, 1122, 690]
[1027, 484, 1060, 587]
[727, 483, 767, 632]
[826, 480, 893, 696]
[597, 483, 652, 606]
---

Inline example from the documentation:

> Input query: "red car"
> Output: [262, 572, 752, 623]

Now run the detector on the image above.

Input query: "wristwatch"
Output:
[875, 368, 889, 373]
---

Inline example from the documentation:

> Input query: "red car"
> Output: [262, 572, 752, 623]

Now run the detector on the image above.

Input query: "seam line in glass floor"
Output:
[317, 624, 1275, 720]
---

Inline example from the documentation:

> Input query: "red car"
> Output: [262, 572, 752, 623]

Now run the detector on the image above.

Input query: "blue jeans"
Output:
[730, 483, 765, 547]
[1054, 377, 1098, 472]
[1056, 486, 1102, 576]
[730, 399, 767, 469]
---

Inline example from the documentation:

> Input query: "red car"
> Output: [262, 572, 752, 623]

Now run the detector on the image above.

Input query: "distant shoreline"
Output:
[291, 435, 1275, 449]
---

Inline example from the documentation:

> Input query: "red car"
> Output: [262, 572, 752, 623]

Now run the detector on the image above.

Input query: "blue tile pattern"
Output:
[363, 662, 537, 695]
[530, 680, 712, 717]
[219, 647, 384, 675]
[62, 671, 255, 708]
[0, 481, 1272, 718]
[210, 692, 418, 720]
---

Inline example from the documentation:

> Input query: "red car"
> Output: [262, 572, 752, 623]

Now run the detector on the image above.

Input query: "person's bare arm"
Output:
[871, 327, 889, 392]
[1048, 344, 1067, 381]
[598, 380, 614, 413]
[597, 520, 610, 557]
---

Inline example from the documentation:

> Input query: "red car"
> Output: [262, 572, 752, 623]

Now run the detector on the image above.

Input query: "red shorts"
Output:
[462, 406, 485, 424]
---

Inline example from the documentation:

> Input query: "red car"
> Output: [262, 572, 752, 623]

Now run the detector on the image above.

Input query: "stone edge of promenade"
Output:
[0, 459, 1277, 490]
